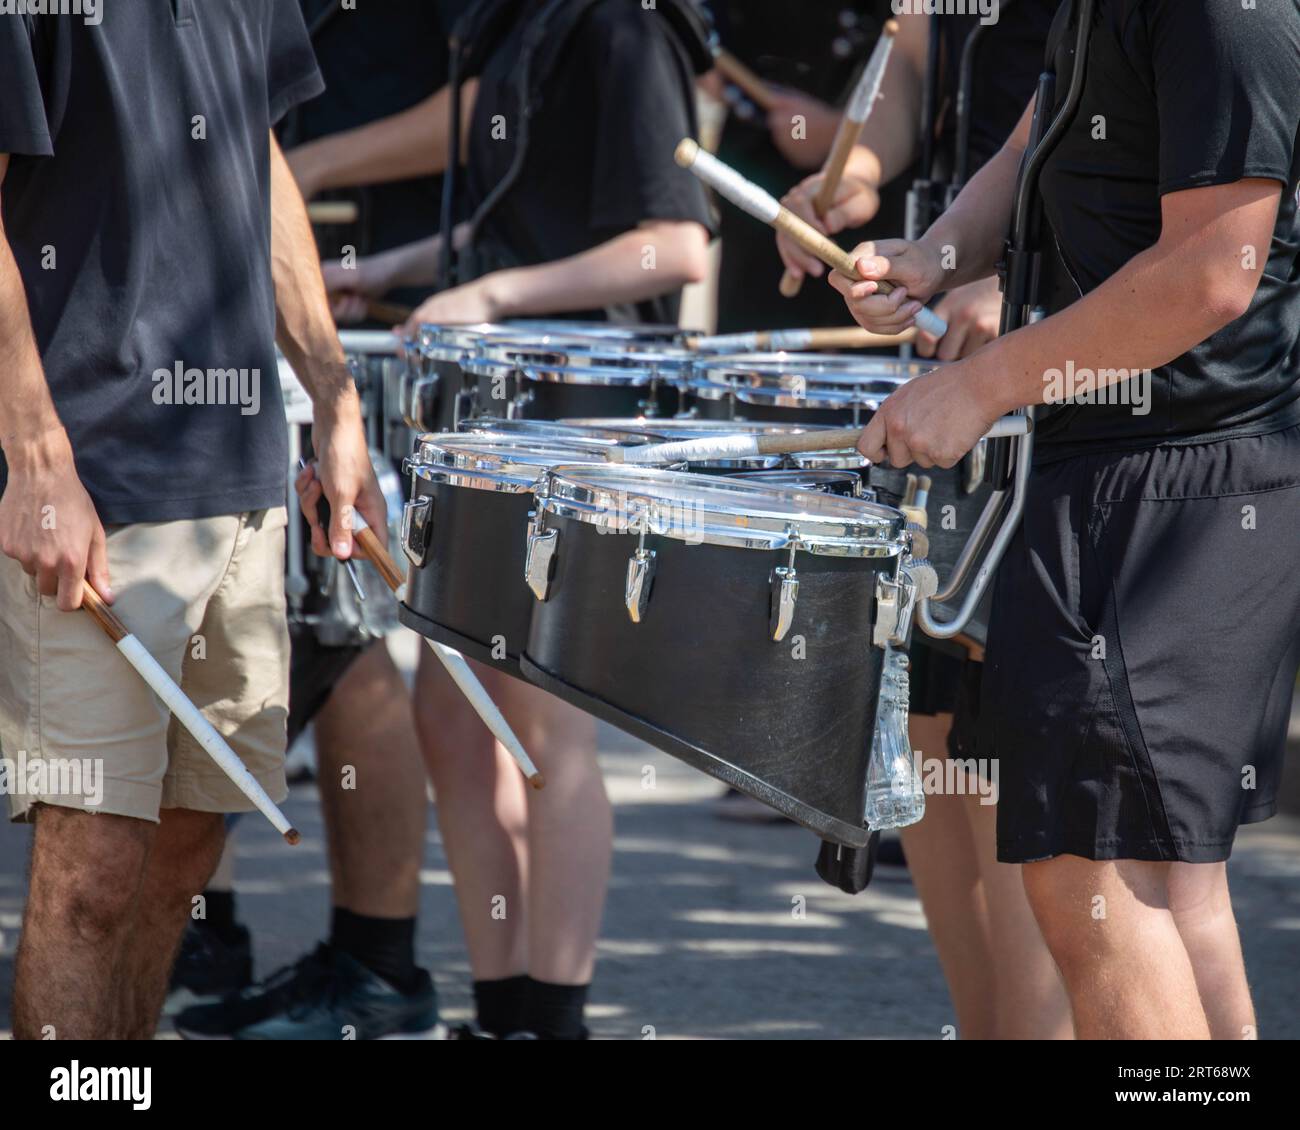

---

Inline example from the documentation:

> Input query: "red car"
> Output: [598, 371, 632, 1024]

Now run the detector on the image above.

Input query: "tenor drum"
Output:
[467, 334, 694, 421]
[401, 323, 534, 443]
[398, 434, 618, 673]
[520, 467, 908, 846]
[689, 354, 994, 648]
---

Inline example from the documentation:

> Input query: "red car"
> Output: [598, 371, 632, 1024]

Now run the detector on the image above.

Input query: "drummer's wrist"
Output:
[478, 270, 520, 320]
[1, 418, 73, 470]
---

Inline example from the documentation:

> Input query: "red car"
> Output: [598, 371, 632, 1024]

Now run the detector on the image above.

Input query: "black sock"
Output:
[523, 978, 589, 1041]
[473, 975, 530, 1039]
[198, 890, 240, 942]
[329, 908, 418, 993]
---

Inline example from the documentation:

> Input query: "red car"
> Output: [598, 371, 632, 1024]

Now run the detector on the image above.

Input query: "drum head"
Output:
[540, 464, 905, 556]
[411, 433, 616, 491]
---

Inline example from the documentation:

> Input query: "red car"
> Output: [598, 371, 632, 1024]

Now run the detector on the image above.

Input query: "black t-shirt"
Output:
[1036, 0, 1300, 455]
[713, 0, 917, 332]
[0, 1, 323, 524]
[281, 0, 464, 266]
[460, 0, 714, 326]
[935, 0, 1062, 179]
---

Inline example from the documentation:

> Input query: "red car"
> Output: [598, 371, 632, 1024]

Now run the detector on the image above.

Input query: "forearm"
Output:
[289, 80, 476, 196]
[916, 137, 1023, 290]
[269, 134, 352, 409]
[0, 185, 66, 461]
[971, 238, 1256, 415]
[363, 235, 445, 293]
[482, 223, 710, 319]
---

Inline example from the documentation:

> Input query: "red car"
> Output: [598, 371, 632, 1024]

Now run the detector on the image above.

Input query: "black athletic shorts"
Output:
[908, 643, 966, 718]
[981, 423, 1300, 864]
[287, 626, 371, 747]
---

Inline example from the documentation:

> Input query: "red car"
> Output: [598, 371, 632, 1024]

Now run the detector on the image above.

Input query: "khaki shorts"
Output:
[0, 509, 290, 823]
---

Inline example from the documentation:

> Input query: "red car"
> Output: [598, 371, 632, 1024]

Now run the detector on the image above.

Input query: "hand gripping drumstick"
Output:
[611, 416, 1031, 466]
[675, 138, 948, 340]
[688, 326, 916, 352]
[780, 20, 899, 299]
[80, 589, 301, 844]
[348, 519, 546, 790]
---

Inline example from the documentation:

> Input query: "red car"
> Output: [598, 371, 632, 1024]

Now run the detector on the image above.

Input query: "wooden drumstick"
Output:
[675, 138, 948, 340]
[350, 524, 545, 789]
[612, 416, 1031, 465]
[307, 200, 359, 225]
[714, 50, 777, 111]
[688, 325, 916, 352]
[780, 21, 899, 299]
[365, 300, 414, 326]
[80, 588, 301, 845]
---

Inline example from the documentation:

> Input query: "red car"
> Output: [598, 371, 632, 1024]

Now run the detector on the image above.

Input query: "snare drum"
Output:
[398, 434, 618, 672]
[519, 467, 909, 846]
[688, 354, 994, 649]
[467, 334, 694, 421]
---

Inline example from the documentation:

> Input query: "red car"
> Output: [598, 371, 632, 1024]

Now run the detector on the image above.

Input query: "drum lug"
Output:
[525, 511, 559, 601]
[873, 570, 918, 650]
[769, 566, 799, 641]
[963, 440, 987, 495]
[624, 547, 657, 623]
[401, 496, 433, 568]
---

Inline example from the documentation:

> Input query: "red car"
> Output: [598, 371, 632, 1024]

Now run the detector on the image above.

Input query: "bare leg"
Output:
[1023, 855, 1210, 1039]
[501, 678, 609, 986]
[13, 806, 152, 1040]
[898, 713, 997, 1038]
[413, 648, 529, 979]
[965, 793, 1072, 1038]
[1168, 861, 1255, 1039]
[316, 642, 427, 918]
[116, 808, 226, 1038]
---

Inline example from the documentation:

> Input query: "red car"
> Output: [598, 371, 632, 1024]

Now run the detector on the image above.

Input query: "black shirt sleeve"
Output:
[263, 0, 326, 126]
[584, 2, 714, 236]
[1142, 0, 1300, 195]
[0, 15, 52, 157]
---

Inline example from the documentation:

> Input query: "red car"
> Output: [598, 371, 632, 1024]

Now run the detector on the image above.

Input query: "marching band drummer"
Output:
[0, 2, 385, 1039]
[776, 6, 1070, 1039]
[836, 0, 1300, 1038]
[173, 0, 473, 1041]
[316, 0, 714, 1039]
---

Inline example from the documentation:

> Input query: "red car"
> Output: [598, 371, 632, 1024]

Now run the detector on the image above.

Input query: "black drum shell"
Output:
[522, 518, 891, 846]
[474, 373, 682, 421]
[398, 477, 535, 673]
[681, 392, 992, 650]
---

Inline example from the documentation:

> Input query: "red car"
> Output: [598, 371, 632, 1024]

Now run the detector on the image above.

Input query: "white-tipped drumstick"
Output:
[688, 326, 916, 352]
[350, 522, 545, 790]
[675, 137, 948, 340]
[781, 19, 899, 298]
[611, 416, 1031, 466]
[81, 588, 301, 844]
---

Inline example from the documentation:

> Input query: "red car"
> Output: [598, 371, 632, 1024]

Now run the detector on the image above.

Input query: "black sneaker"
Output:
[175, 943, 335, 1039]
[164, 922, 253, 1016]
[234, 951, 445, 1040]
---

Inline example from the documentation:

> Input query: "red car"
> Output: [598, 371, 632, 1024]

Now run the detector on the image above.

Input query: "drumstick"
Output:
[350, 524, 545, 790]
[714, 50, 777, 111]
[688, 326, 916, 352]
[80, 588, 301, 845]
[611, 416, 1031, 465]
[780, 21, 898, 299]
[675, 138, 948, 340]
[307, 201, 359, 225]
[365, 300, 414, 326]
